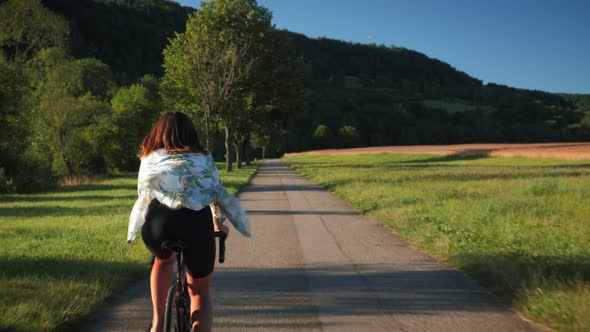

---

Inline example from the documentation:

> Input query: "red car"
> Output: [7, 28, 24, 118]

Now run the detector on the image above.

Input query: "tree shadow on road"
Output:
[212, 263, 525, 329]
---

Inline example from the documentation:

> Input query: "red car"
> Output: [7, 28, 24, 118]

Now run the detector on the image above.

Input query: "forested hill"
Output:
[43, 0, 480, 88]
[43, 0, 192, 80]
[43, 0, 590, 149]
[290, 32, 481, 88]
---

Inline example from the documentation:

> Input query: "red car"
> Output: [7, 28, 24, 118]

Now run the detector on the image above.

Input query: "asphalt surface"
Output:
[83, 159, 539, 331]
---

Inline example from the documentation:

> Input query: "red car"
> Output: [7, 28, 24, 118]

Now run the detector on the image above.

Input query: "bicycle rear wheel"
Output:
[164, 284, 177, 332]
[164, 284, 192, 332]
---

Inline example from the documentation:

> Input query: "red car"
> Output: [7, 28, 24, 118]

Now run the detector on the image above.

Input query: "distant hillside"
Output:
[43, 0, 192, 80]
[284, 33, 588, 149]
[290, 32, 481, 88]
[43, 0, 590, 150]
[43, 0, 480, 89]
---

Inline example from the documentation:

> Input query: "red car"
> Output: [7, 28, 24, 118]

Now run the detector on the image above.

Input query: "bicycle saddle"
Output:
[161, 240, 187, 252]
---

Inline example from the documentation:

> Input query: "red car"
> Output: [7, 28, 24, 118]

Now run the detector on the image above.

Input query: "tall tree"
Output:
[39, 91, 109, 176]
[0, 0, 69, 192]
[237, 28, 305, 161]
[0, 61, 31, 184]
[0, 0, 69, 64]
[35, 55, 114, 177]
[162, 0, 272, 171]
[108, 83, 162, 170]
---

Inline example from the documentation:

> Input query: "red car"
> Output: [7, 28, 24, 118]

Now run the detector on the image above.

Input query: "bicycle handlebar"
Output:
[214, 231, 227, 264]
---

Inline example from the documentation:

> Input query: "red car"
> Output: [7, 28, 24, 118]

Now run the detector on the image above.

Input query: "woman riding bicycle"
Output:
[126, 111, 250, 332]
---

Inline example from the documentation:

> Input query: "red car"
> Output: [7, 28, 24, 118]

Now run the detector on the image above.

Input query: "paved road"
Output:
[84, 160, 539, 331]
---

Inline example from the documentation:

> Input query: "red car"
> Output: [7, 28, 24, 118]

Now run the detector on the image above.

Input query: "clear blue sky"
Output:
[174, 0, 590, 94]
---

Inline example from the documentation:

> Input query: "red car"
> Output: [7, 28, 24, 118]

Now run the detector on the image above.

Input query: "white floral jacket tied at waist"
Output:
[127, 149, 250, 243]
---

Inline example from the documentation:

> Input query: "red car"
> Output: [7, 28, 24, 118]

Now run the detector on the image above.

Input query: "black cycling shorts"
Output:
[141, 199, 215, 278]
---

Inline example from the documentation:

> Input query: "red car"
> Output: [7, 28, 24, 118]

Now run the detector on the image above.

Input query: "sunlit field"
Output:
[285, 154, 590, 332]
[0, 164, 258, 331]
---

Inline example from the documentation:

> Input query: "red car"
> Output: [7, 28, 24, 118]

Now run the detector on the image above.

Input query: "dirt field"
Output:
[287, 142, 590, 160]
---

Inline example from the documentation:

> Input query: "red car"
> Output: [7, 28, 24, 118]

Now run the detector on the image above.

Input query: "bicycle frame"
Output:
[163, 233, 226, 332]
[164, 246, 191, 332]
[175, 251, 191, 330]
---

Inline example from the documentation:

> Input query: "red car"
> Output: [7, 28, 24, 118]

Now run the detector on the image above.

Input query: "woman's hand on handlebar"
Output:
[213, 220, 229, 236]
[213, 220, 228, 264]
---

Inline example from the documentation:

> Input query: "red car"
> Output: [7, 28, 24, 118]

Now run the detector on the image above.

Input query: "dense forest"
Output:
[43, 0, 191, 80]
[45, 0, 590, 149]
[1, 0, 589, 193]
[285, 34, 589, 150]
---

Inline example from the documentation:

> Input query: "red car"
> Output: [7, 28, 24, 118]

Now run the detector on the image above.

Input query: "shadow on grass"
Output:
[262, 159, 589, 193]
[57, 183, 137, 193]
[0, 256, 149, 332]
[313, 170, 589, 190]
[290, 161, 590, 171]
[288, 152, 590, 170]
[395, 153, 490, 164]
[0, 194, 137, 203]
[0, 256, 147, 283]
[111, 173, 139, 180]
[454, 253, 590, 305]
[0, 204, 132, 217]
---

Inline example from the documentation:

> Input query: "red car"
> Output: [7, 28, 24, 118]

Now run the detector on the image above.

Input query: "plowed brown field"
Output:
[288, 142, 590, 160]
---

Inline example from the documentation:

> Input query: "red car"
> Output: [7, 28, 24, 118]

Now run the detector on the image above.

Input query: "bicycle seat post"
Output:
[161, 240, 187, 286]
[175, 250, 183, 285]
[162, 240, 191, 332]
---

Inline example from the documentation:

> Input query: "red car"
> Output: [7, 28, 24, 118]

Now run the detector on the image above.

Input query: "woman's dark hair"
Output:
[139, 111, 206, 158]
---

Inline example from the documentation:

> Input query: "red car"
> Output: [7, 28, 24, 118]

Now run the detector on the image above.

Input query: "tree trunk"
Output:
[243, 138, 250, 165]
[262, 145, 266, 159]
[58, 130, 75, 177]
[234, 139, 241, 169]
[63, 154, 75, 178]
[204, 105, 211, 150]
[210, 126, 218, 153]
[224, 125, 233, 172]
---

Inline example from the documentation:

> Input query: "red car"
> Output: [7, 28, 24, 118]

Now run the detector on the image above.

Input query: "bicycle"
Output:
[163, 231, 227, 332]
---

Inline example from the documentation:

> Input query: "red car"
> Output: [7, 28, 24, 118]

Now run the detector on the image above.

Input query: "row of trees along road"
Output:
[0, 0, 304, 193]
[161, 0, 304, 171]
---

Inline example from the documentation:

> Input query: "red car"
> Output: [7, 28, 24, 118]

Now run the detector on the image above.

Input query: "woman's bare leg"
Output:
[150, 255, 175, 332]
[186, 273, 213, 332]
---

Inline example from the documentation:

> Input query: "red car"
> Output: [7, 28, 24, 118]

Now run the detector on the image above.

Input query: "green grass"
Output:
[285, 153, 590, 332]
[0, 163, 258, 332]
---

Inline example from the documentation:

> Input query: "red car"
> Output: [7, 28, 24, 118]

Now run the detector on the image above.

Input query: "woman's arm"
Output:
[127, 158, 151, 243]
[206, 153, 250, 237]
[210, 202, 229, 235]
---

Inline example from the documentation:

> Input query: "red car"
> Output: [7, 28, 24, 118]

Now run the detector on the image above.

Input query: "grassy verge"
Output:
[285, 153, 590, 332]
[0, 163, 258, 331]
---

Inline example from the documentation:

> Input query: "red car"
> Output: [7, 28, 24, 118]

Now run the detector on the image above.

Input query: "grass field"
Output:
[285, 153, 590, 332]
[0, 163, 258, 332]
